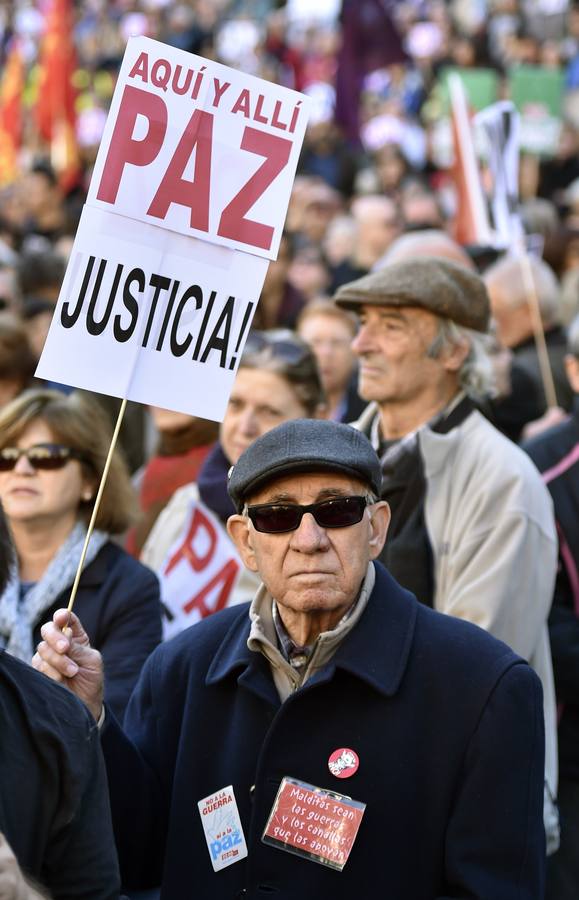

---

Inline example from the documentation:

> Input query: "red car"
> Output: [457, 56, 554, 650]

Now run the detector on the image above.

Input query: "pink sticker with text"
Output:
[262, 777, 366, 871]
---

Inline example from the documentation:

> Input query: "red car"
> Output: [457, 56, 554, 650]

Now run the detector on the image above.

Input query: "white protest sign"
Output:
[158, 497, 244, 641]
[475, 101, 524, 250]
[36, 205, 268, 421]
[87, 36, 311, 260]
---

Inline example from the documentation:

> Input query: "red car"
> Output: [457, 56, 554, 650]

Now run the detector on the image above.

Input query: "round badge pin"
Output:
[328, 747, 359, 779]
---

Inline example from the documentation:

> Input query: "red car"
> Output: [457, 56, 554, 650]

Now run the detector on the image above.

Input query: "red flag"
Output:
[0, 40, 24, 186]
[449, 74, 492, 247]
[35, 0, 80, 190]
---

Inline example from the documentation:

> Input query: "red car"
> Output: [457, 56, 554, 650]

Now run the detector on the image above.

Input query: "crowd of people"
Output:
[0, 0, 578, 898]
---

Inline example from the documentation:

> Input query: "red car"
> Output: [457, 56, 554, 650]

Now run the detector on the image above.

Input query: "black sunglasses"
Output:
[246, 495, 368, 534]
[0, 443, 85, 472]
[243, 330, 309, 365]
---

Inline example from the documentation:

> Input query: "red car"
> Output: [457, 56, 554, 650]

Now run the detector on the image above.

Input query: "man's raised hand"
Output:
[32, 609, 104, 723]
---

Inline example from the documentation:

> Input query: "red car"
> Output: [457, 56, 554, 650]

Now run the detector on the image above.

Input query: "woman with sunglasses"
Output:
[141, 330, 325, 640]
[0, 388, 162, 719]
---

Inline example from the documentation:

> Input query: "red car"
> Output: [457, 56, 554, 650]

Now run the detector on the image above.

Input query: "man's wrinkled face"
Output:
[228, 472, 389, 619]
[351, 304, 446, 405]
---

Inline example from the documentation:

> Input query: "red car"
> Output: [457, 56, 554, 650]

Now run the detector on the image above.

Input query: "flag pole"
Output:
[66, 398, 128, 614]
[448, 73, 493, 246]
[518, 252, 558, 410]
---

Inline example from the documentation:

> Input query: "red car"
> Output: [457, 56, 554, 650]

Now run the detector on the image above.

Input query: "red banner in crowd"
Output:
[0, 40, 24, 186]
[449, 73, 492, 247]
[35, 0, 80, 190]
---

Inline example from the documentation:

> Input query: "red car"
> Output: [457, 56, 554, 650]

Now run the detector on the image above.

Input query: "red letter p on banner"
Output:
[97, 85, 168, 205]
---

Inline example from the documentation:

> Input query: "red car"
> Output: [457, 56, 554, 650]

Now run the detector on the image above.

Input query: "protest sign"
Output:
[87, 36, 310, 260]
[158, 496, 245, 640]
[36, 204, 268, 420]
[473, 100, 558, 407]
[510, 65, 564, 156]
[262, 777, 366, 872]
[38, 36, 311, 420]
[475, 101, 524, 249]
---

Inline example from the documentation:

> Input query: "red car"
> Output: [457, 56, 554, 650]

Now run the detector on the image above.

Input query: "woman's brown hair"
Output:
[0, 388, 137, 534]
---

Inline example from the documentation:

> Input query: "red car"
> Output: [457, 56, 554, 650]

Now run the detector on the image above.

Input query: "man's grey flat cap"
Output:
[227, 419, 382, 512]
[334, 256, 490, 333]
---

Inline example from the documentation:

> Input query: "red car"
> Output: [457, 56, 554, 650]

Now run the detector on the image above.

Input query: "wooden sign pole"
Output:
[518, 253, 558, 410]
[66, 398, 128, 613]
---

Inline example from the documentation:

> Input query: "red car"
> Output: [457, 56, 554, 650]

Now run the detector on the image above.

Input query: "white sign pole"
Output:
[67, 399, 127, 613]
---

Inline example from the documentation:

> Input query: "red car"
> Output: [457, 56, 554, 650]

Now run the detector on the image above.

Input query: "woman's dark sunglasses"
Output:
[246, 495, 368, 534]
[0, 443, 85, 472]
[243, 330, 309, 365]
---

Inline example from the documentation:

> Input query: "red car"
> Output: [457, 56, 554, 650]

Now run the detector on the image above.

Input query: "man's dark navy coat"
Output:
[102, 562, 545, 899]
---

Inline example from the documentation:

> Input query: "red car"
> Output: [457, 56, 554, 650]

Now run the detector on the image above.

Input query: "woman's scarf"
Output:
[0, 522, 108, 662]
[197, 442, 236, 523]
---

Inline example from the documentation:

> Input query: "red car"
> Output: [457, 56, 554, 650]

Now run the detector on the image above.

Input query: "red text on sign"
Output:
[217, 128, 291, 250]
[96, 85, 292, 251]
[164, 505, 241, 618]
[97, 85, 167, 206]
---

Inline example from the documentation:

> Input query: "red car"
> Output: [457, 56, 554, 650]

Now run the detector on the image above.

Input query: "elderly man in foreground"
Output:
[36, 419, 545, 899]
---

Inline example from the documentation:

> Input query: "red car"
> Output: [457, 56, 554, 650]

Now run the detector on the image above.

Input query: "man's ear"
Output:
[440, 335, 470, 373]
[367, 501, 390, 560]
[227, 515, 259, 572]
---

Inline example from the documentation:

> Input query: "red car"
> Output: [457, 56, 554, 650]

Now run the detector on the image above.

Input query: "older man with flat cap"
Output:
[335, 255, 560, 850]
[36, 419, 545, 899]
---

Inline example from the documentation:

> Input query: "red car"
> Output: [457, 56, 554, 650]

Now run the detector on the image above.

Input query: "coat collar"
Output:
[205, 609, 280, 707]
[205, 562, 417, 702]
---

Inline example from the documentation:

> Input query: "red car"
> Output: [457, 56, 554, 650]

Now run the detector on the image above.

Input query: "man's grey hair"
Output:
[568, 313, 579, 359]
[427, 318, 496, 400]
[520, 198, 560, 240]
[484, 255, 561, 327]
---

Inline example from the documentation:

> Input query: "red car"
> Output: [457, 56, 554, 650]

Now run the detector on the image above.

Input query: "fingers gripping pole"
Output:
[67, 398, 128, 614]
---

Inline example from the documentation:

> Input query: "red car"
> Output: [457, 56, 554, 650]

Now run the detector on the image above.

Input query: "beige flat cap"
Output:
[334, 256, 490, 333]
